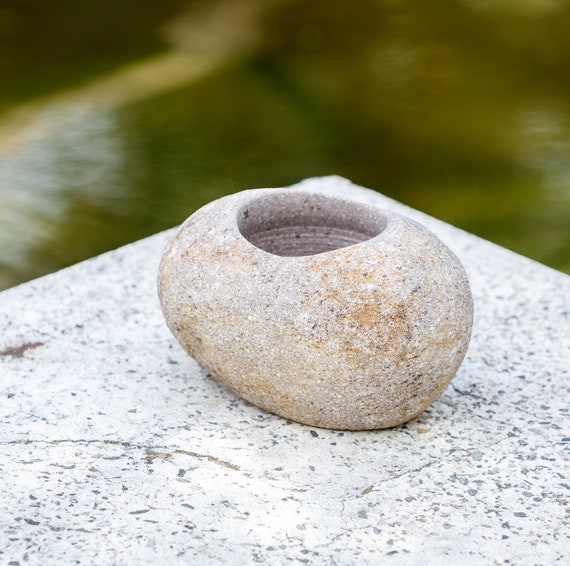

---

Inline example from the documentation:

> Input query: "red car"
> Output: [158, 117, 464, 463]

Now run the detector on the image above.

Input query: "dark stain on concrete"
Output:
[0, 341, 45, 358]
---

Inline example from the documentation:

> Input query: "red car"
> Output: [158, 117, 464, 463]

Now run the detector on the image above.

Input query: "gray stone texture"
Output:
[0, 177, 568, 565]
[158, 187, 474, 429]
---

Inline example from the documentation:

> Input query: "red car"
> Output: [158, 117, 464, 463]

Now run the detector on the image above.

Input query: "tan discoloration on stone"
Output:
[158, 186, 474, 430]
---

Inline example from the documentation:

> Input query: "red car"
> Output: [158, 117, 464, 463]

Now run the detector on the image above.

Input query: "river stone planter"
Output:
[158, 187, 473, 430]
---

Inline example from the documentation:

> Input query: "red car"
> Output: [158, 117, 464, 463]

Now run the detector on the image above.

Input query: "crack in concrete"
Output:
[353, 459, 440, 498]
[172, 449, 242, 471]
[2, 438, 246, 475]
[2, 438, 133, 447]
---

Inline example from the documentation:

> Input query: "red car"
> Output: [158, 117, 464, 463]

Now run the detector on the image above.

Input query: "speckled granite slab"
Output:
[1, 177, 568, 565]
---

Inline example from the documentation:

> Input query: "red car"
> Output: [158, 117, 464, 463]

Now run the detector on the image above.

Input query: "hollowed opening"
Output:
[238, 191, 388, 257]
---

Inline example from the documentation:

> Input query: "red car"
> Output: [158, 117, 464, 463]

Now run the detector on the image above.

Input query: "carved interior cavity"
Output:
[238, 191, 388, 257]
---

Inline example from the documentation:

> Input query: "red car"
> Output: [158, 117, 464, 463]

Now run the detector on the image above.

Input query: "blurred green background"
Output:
[1, 0, 569, 290]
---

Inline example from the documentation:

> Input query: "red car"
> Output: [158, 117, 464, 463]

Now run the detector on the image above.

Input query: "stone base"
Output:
[1, 177, 568, 564]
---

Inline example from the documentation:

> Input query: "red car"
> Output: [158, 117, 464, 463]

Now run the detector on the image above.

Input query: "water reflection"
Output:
[516, 106, 570, 204]
[0, 0, 569, 290]
[0, 105, 126, 271]
[0, 49, 236, 289]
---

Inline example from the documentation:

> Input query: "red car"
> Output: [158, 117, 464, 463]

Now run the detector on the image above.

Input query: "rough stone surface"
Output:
[0, 176, 568, 565]
[158, 187, 473, 429]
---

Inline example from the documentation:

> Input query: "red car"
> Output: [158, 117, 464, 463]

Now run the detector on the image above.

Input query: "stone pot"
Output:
[158, 186, 473, 430]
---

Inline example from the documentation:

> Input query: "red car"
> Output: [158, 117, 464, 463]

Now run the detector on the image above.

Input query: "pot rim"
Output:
[224, 187, 407, 259]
